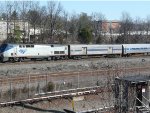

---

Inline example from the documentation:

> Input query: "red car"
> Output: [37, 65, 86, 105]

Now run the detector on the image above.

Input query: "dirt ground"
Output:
[0, 56, 150, 113]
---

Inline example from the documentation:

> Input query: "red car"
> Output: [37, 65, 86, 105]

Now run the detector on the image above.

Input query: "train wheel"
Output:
[0, 55, 4, 62]
[47, 57, 51, 61]
[9, 58, 15, 62]
[31, 58, 36, 61]
[54, 57, 57, 61]
[9, 58, 13, 62]
[0, 58, 4, 63]
[14, 57, 19, 62]
[64, 56, 68, 60]
[18, 58, 23, 62]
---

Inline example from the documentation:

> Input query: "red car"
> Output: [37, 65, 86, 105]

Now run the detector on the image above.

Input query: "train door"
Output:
[13, 46, 17, 57]
[108, 47, 113, 54]
[82, 47, 87, 55]
[122, 45, 124, 57]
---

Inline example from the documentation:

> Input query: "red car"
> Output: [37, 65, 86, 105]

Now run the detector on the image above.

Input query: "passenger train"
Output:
[0, 43, 150, 62]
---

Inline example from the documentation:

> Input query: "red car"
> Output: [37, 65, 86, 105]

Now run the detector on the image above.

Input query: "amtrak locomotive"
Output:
[0, 43, 150, 62]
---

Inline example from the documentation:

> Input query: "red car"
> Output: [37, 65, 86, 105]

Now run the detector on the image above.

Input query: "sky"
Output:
[40, 1, 150, 20]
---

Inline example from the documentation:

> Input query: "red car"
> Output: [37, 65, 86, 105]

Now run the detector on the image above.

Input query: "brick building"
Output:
[101, 20, 121, 33]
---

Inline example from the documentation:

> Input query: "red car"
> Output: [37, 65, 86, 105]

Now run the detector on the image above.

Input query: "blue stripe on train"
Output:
[71, 49, 122, 52]
[0, 44, 16, 53]
[87, 49, 122, 51]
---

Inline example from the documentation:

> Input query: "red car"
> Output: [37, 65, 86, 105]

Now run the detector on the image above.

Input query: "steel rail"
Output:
[0, 66, 150, 85]
[0, 86, 101, 107]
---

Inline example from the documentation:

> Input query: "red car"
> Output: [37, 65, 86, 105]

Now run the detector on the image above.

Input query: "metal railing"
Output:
[135, 96, 150, 111]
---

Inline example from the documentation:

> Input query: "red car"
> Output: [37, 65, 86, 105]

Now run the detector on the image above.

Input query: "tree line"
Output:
[0, 1, 150, 44]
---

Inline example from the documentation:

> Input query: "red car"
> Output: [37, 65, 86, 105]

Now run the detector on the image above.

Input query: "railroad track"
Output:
[0, 86, 109, 107]
[0, 66, 150, 85]
[0, 55, 149, 66]
[0, 57, 103, 65]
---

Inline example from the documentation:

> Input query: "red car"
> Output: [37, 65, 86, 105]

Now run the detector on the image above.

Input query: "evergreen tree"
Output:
[78, 27, 92, 44]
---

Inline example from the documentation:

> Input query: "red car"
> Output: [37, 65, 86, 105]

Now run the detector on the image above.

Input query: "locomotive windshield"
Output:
[0, 44, 8, 53]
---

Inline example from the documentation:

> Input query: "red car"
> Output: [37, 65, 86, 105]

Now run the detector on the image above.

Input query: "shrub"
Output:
[5, 87, 17, 100]
[22, 85, 28, 93]
[43, 81, 54, 92]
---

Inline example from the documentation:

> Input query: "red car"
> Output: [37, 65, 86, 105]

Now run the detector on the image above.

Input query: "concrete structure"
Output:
[115, 75, 150, 113]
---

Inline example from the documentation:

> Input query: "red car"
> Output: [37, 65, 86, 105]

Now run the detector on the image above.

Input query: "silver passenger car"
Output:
[68, 44, 122, 58]
[122, 44, 150, 56]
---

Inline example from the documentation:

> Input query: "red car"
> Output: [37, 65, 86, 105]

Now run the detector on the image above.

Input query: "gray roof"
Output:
[116, 75, 150, 84]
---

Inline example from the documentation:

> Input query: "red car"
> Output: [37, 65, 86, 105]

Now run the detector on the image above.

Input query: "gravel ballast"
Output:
[0, 57, 149, 76]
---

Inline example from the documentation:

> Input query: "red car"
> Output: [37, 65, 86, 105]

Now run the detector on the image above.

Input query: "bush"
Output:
[22, 85, 28, 93]
[43, 81, 54, 92]
[4, 87, 17, 100]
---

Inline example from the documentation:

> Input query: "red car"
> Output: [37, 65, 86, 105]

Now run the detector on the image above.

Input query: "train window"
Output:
[26, 45, 30, 48]
[19, 45, 22, 48]
[51, 45, 54, 47]
[23, 45, 25, 48]
[0, 44, 7, 53]
[54, 51, 59, 54]
[31, 45, 34, 48]
[60, 51, 65, 54]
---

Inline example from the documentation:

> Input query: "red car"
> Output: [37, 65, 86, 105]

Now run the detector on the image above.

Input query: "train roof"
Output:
[0, 43, 67, 47]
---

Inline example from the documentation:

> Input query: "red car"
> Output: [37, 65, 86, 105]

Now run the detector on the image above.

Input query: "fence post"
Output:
[0, 79, 2, 102]
[10, 78, 12, 101]
[78, 72, 79, 88]
[46, 74, 48, 92]
[37, 74, 40, 94]
[28, 74, 30, 98]
[91, 71, 93, 86]
[55, 84, 57, 91]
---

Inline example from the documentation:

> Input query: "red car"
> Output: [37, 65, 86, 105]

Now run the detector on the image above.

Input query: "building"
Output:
[0, 20, 29, 41]
[0, 21, 7, 41]
[101, 20, 121, 33]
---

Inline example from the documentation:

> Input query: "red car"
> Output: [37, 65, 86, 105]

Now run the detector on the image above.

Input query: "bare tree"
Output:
[120, 12, 133, 35]
[68, 13, 78, 43]
[46, 1, 63, 43]
[5, 1, 14, 41]
[62, 11, 69, 43]
[91, 12, 105, 36]
[11, 1, 20, 42]
[26, 2, 42, 43]
[38, 6, 47, 43]
[0, 1, 5, 19]
[91, 12, 106, 43]
[133, 17, 146, 43]
[18, 1, 31, 43]
[145, 15, 150, 42]
[117, 12, 133, 43]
